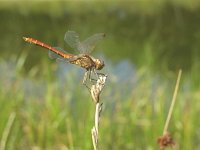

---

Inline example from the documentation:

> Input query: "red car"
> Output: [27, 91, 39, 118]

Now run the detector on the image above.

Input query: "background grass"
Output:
[1, 57, 199, 149]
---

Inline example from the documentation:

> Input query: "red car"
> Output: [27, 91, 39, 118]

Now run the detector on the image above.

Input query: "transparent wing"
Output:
[64, 31, 82, 52]
[48, 47, 66, 59]
[80, 33, 105, 54]
[48, 47, 70, 63]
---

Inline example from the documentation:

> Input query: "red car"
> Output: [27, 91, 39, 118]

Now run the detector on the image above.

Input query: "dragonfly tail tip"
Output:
[23, 37, 27, 41]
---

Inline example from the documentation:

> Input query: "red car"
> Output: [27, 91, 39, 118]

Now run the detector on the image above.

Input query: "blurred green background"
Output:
[0, 0, 200, 150]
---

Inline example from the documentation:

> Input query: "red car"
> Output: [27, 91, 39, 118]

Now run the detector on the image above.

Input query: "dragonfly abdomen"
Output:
[23, 37, 73, 59]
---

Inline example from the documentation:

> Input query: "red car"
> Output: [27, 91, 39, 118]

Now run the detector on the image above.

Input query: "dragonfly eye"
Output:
[95, 59, 104, 70]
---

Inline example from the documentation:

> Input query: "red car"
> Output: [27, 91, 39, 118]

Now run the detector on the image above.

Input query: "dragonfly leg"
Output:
[83, 71, 89, 84]
[89, 69, 98, 83]
[84, 83, 91, 91]
[93, 68, 106, 78]
[97, 72, 106, 77]
[93, 68, 100, 79]
[93, 68, 97, 77]
[88, 70, 92, 81]
[82, 71, 91, 91]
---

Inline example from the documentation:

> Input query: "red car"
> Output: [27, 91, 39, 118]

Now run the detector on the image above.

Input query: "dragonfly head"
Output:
[95, 59, 104, 70]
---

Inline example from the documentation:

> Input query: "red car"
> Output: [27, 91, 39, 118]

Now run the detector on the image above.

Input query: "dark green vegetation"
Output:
[0, 1, 200, 149]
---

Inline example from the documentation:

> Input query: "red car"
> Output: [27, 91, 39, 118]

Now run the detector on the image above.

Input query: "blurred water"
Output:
[0, 59, 45, 99]
[1, 5, 200, 72]
[0, 58, 136, 99]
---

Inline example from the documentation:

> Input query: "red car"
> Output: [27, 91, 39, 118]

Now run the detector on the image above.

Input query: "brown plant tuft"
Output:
[157, 132, 175, 150]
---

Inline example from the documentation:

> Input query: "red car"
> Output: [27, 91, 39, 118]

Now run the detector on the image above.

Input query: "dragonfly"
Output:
[23, 31, 105, 85]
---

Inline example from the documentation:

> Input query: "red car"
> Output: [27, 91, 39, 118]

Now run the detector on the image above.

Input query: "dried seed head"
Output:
[91, 73, 107, 103]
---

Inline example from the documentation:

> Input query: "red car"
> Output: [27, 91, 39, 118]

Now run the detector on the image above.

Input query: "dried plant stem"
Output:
[163, 70, 182, 135]
[0, 112, 16, 150]
[90, 74, 107, 150]
[91, 103, 103, 150]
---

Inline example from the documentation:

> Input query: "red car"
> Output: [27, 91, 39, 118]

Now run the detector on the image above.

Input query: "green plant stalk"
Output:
[163, 70, 182, 135]
[0, 112, 16, 150]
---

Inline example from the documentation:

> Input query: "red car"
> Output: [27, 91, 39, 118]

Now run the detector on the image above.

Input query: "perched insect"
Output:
[23, 31, 105, 84]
